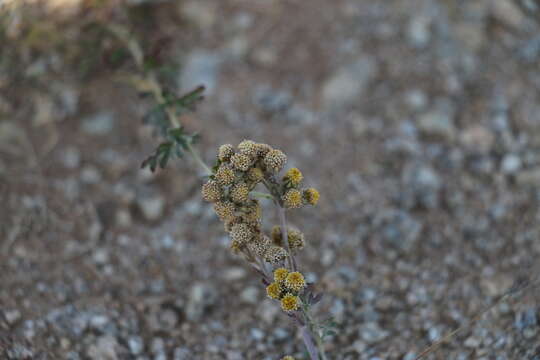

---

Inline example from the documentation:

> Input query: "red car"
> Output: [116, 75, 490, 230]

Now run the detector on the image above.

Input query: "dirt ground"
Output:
[2, 0, 540, 359]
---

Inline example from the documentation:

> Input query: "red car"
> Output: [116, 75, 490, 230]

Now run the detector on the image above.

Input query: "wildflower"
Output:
[264, 246, 288, 264]
[238, 139, 258, 158]
[201, 180, 222, 202]
[215, 164, 235, 186]
[213, 201, 236, 222]
[303, 188, 319, 206]
[282, 189, 302, 209]
[247, 167, 264, 183]
[243, 201, 261, 224]
[230, 153, 252, 171]
[230, 223, 253, 245]
[255, 143, 273, 158]
[266, 282, 282, 299]
[285, 271, 306, 292]
[263, 149, 287, 173]
[288, 229, 305, 252]
[273, 267, 289, 282]
[283, 168, 303, 186]
[280, 294, 300, 311]
[248, 235, 270, 257]
[218, 144, 235, 162]
[230, 182, 250, 203]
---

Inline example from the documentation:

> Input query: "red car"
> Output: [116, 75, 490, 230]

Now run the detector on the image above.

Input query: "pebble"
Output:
[501, 154, 522, 174]
[81, 112, 114, 135]
[186, 283, 217, 321]
[180, 50, 223, 94]
[359, 322, 389, 344]
[240, 286, 259, 304]
[407, 16, 431, 48]
[223, 267, 247, 281]
[418, 108, 455, 140]
[137, 193, 166, 221]
[128, 336, 144, 355]
[4, 309, 21, 325]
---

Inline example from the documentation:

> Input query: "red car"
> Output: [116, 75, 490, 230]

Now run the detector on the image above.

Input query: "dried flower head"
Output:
[230, 153, 252, 171]
[218, 144, 235, 162]
[247, 167, 264, 183]
[201, 180, 222, 202]
[285, 271, 306, 292]
[283, 189, 303, 209]
[266, 282, 282, 300]
[243, 201, 262, 224]
[214, 164, 235, 186]
[303, 187, 320, 206]
[213, 201, 236, 222]
[255, 143, 273, 158]
[230, 182, 250, 203]
[273, 267, 289, 283]
[238, 139, 258, 158]
[284, 168, 303, 186]
[281, 356, 295, 360]
[280, 294, 300, 311]
[288, 229, 305, 252]
[264, 246, 288, 264]
[248, 235, 271, 257]
[230, 223, 253, 245]
[264, 149, 287, 173]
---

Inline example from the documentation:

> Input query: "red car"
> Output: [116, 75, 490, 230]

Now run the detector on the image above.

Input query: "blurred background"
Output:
[2, 0, 540, 359]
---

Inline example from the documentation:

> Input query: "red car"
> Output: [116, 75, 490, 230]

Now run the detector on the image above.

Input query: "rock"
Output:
[404, 89, 428, 111]
[240, 286, 259, 304]
[253, 86, 292, 113]
[61, 147, 81, 169]
[516, 168, 540, 186]
[407, 16, 431, 48]
[4, 309, 21, 325]
[181, 1, 217, 29]
[491, 0, 526, 28]
[418, 108, 455, 140]
[81, 112, 114, 135]
[501, 154, 522, 174]
[180, 50, 223, 94]
[173, 347, 192, 360]
[250, 328, 264, 341]
[376, 210, 423, 251]
[322, 57, 378, 109]
[515, 308, 538, 330]
[159, 308, 179, 329]
[464, 336, 481, 348]
[137, 192, 166, 222]
[81, 166, 102, 184]
[359, 322, 389, 344]
[86, 336, 118, 360]
[223, 267, 247, 281]
[6, 344, 34, 359]
[401, 164, 442, 209]
[186, 283, 216, 321]
[127, 336, 144, 355]
[461, 125, 495, 153]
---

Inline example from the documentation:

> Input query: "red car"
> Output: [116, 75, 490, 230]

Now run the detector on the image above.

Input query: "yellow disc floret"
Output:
[273, 267, 289, 282]
[284, 168, 303, 186]
[282, 189, 303, 209]
[285, 271, 306, 292]
[213, 201, 235, 222]
[230, 182, 250, 203]
[238, 139, 258, 158]
[218, 144, 235, 162]
[201, 180, 222, 202]
[280, 294, 300, 311]
[215, 165, 235, 186]
[266, 282, 282, 299]
[303, 188, 320, 206]
[230, 153, 252, 171]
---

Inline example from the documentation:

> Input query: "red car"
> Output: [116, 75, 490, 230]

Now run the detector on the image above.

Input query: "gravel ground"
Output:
[2, 1, 540, 359]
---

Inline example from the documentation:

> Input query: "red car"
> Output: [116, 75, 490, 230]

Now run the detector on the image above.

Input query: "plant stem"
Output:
[300, 326, 320, 360]
[277, 204, 295, 271]
[186, 142, 212, 176]
[303, 306, 328, 360]
[251, 191, 274, 200]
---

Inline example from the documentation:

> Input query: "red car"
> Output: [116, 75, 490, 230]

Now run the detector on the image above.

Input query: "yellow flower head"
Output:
[215, 165, 236, 186]
[218, 144, 235, 162]
[230, 153, 252, 171]
[303, 188, 320, 206]
[288, 229, 305, 252]
[266, 282, 282, 299]
[229, 223, 253, 245]
[283, 168, 303, 186]
[282, 189, 302, 209]
[281, 357, 295, 360]
[280, 294, 300, 311]
[238, 139, 258, 158]
[201, 180, 222, 202]
[230, 182, 250, 203]
[213, 201, 236, 222]
[263, 149, 287, 173]
[273, 267, 289, 282]
[264, 246, 288, 264]
[247, 167, 264, 183]
[285, 271, 306, 292]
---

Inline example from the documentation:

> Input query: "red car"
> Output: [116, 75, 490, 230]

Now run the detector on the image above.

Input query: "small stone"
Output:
[81, 112, 114, 135]
[223, 267, 247, 281]
[240, 286, 259, 304]
[61, 147, 81, 169]
[418, 109, 455, 140]
[404, 89, 428, 111]
[516, 168, 540, 186]
[250, 328, 264, 341]
[4, 309, 21, 325]
[491, 0, 525, 28]
[180, 50, 222, 94]
[137, 193, 166, 222]
[407, 16, 431, 48]
[464, 336, 481, 348]
[461, 125, 495, 153]
[81, 166, 102, 184]
[159, 308, 179, 329]
[359, 322, 389, 344]
[86, 336, 118, 360]
[501, 154, 522, 174]
[186, 283, 216, 321]
[92, 248, 109, 264]
[128, 336, 144, 355]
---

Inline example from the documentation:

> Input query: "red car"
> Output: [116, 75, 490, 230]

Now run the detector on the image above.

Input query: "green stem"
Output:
[186, 142, 212, 176]
[251, 191, 274, 200]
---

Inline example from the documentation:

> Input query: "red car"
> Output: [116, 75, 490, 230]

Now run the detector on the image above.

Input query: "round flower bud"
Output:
[218, 144, 235, 162]
[263, 149, 287, 173]
[215, 165, 235, 186]
[230, 153, 252, 171]
[302, 188, 320, 206]
[271, 225, 282, 245]
[248, 235, 271, 257]
[266, 282, 282, 300]
[230, 182, 250, 203]
[201, 180, 222, 202]
[282, 189, 302, 209]
[238, 139, 258, 158]
[283, 168, 303, 186]
[255, 143, 273, 158]
[285, 271, 306, 292]
[229, 223, 253, 245]
[264, 246, 288, 264]
[288, 229, 305, 252]
[213, 201, 235, 222]
[247, 167, 264, 183]
[273, 267, 289, 283]
[280, 294, 300, 311]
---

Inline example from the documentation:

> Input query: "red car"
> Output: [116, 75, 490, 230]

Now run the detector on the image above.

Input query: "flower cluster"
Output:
[281, 168, 319, 209]
[266, 267, 306, 312]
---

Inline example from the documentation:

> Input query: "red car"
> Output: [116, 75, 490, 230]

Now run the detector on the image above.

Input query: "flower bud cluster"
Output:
[266, 267, 307, 312]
